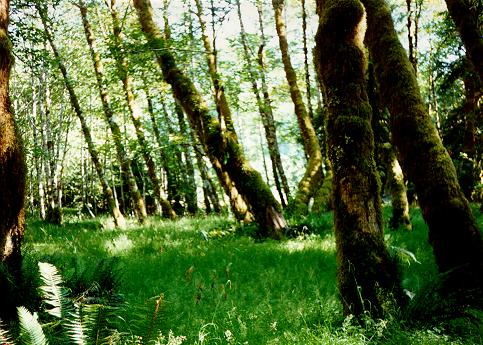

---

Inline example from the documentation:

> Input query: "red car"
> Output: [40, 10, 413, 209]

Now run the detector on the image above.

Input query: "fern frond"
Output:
[38, 262, 73, 319]
[65, 307, 88, 345]
[17, 306, 48, 345]
[0, 320, 15, 345]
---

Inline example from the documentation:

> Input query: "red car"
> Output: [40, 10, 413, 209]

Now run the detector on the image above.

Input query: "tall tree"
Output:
[444, 0, 483, 81]
[236, 0, 290, 206]
[161, 1, 198, 215]
[133, 0, 286, 238]
[78, 0, 147, 223]
[315, 0, 403, 317]
[271, 0, 323, 214]
[0, 0, 26, 318]
[37, 3, 126, 228]
[107, 0, 175, 219]
[360, 0, 483, 280]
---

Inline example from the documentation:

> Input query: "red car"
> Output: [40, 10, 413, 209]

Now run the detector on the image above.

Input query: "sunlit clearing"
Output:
[105, 234, 133, 255]
[281, 234, 335, 253]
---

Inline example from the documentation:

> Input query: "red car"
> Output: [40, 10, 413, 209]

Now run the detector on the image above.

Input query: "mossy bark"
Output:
[272, 0, 323, 215]
[384, 146, 412, 231]
[134, 0, 285, 238]
[444, 0, 483, 82]
[37, 4, 125, 228]
[0, 0, 25, 319]
[315, 0, 404, 317]
[108, 0, 175, 220]
[79, 1, 147, 223]
[361, 0, 483, 276]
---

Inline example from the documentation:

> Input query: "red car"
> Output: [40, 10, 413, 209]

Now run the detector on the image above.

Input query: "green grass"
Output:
[20, 206, 483, 344]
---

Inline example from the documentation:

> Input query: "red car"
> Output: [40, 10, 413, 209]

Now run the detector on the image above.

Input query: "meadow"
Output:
[13, 206, 483, 344]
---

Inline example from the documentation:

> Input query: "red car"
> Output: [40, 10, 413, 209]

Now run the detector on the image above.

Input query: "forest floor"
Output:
[20, 205, 483, 344]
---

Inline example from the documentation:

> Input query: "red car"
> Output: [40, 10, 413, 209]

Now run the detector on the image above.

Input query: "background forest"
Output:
[0, 0, 482, 343]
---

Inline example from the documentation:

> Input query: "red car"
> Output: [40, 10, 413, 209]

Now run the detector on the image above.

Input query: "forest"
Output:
[0, 0, 482, 343]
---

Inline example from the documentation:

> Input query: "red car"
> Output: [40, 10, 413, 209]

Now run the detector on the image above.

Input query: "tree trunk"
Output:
[383, 145, 412, 231]
[0, 0, 26, 319]
[271, 0, 323, 215]
[78, 1, 147, 223]
[237, 0, 290, 207]
[314, 0, 403, 317]
[134, 0, 286, 238]
[194, 0, 236, 135]
[173, 102, 199, 215]
[361, 0, 483, 278]
[444, 0, 483, 81]
[108, 0, 175, 219]
[37, 4, 126, 228]
[301, 0, 315, 120]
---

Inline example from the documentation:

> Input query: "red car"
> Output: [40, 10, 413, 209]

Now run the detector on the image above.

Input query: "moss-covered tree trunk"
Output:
[108, 0, 175, 219]
[315, 0, 404, 317]
[444, 0, 483, 82]
[0, 0, 26, 295]
[384, 146, 412, 230]
[367, 61, 412, 231]
[237, 0, 290, 207]
[79, 1, 147, 223]
[37, 4, 125, 228]
[272, 0, 323, 215]
[133, 0, 286, 238]
[360, 0, 483, 277]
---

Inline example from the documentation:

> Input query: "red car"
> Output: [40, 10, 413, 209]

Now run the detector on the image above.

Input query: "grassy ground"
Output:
[19, 206, 482, 344]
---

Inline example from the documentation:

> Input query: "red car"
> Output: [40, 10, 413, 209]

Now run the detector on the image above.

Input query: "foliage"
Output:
[16, 209, 483, 344]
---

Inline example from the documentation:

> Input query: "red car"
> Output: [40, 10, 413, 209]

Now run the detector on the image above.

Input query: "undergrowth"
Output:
[4, 206, 481, 344]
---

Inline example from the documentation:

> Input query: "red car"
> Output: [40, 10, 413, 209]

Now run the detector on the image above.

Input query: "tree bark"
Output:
[271, 0, 323, 214]
[361, 0, 483, 278]
[78, 1, 147, 223]
[444, 0, 483, 81]
[133, 0, 286, 238]
[107, 0, 175, 219]
[315, 0, 403, 317]
[0, 0, 26, 318]
[37, 4, 125, 228]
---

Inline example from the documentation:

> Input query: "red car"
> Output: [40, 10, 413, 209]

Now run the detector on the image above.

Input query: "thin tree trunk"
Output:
[237, 0, 290, 207]
[271, 0, 323, 214]
[0, 0, 26, 319]
[315, 0, 404, 317]
[78, 1, 147, 223]
[301, 0, 314, 119]
[173, 102, 199, 215]
[37, 4, 126, 228]
[361, 0, 483, 279]
[444, 0, 483, 81]
[194, 0, 238, 138]
[134, 0, 286, 238]
[107, 0, 175, 219]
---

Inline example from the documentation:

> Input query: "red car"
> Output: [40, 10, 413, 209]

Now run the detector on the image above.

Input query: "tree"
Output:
[236, 0, 291, 207]
[271, 0, 323, 215]
[0, 0, 26, 318]
[37, 3, 126, 228]
[133, 0, 286, 239]
[77, 0, 147, 223]
[314, 0, 403, 317]
[107, 0, 175, 219]
[444, 0, 483, 81]
[360, 0, 483, 281]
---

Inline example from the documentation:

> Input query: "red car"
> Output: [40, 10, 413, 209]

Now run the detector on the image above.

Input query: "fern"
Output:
[0, 320, 15, 345]
[17, 306, 49, 345]
[38, 262, 73, 319]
